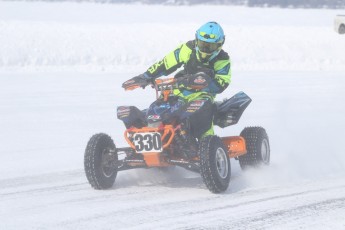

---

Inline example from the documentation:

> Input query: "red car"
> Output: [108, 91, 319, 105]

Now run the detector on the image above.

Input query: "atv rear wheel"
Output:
[239, 127, 270, 170]
[84, 133, 118, 189]
[199, 135, 231, 193]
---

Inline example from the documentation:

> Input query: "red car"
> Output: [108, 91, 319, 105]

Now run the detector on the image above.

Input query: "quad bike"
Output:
[84, 73, 270, 193]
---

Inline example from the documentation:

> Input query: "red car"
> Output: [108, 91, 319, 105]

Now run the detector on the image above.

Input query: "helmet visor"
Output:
[197, 40, 222, 54]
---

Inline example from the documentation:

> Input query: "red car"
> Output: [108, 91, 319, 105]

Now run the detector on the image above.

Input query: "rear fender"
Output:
[117, 106, 147, 128]
[214, 92, 252, 128]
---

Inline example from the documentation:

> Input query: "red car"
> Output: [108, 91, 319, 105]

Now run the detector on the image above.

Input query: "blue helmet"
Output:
[195, 22, 225, 63]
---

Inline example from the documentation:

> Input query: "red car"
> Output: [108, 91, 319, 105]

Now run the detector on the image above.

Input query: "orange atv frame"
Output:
[124, 125, 247, 167]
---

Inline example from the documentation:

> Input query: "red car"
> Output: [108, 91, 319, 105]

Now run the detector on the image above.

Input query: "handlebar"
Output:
[153, 78, 178, 91]
[123, 72, 212, 93]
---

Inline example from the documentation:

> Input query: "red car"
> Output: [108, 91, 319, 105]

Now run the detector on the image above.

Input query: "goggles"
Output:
[196, 39, 222, 54]
[199, 31, 216, 39]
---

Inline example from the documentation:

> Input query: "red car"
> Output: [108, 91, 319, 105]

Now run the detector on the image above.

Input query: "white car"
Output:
[335, 15, 345, 34]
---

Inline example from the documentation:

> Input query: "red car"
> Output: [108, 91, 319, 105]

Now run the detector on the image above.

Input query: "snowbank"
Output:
[0, 2, 344, 72]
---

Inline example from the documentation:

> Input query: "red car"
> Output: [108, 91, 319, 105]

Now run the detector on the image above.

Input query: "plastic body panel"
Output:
[214, 92, 252, 128]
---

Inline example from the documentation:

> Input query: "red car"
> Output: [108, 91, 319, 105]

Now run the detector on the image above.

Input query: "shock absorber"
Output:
[176, 123, 198, 159]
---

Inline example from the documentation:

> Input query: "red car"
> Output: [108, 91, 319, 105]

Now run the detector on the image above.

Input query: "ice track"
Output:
[1, 170, 345, 229]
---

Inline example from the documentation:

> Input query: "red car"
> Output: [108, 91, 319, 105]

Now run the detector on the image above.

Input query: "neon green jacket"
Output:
[144, 40, 231, 98]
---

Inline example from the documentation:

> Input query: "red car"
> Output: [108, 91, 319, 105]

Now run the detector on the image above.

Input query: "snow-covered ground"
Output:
[1, 1, 345, 72]
[0, 1, 345, 229]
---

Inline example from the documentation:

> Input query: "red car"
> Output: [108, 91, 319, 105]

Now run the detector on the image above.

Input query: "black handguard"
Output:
[122, 74, 153, 90]
[178, 72, 212, 90]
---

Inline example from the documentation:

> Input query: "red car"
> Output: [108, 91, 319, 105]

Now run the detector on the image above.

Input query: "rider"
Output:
[124, 21, 231, 139]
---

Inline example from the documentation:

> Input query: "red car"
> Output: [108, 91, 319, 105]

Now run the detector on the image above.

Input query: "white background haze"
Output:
[0, 1, 345, 229]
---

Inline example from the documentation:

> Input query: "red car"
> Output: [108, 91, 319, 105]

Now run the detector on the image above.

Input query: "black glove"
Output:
[178, 72, 211, 90]
[122, 74, 153, 90]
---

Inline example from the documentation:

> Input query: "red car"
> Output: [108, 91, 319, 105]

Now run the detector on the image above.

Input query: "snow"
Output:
[0, 1, 345, 229]
[1, 2, 345, 72]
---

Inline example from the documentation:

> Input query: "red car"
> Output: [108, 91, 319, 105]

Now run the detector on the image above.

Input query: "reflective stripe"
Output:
[216, 63, 230, 75]
[174, 49, 180, 63]
[179, 43, 193, 63]
[162, 43, 192, 70]
[213, 59, 231, 87]
[164, 51, 178, 70]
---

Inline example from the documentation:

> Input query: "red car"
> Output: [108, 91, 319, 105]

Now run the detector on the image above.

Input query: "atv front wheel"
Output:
[199, 135, 231, 193]
[239, 127, 270, 170]
[84, 133, 118, 189]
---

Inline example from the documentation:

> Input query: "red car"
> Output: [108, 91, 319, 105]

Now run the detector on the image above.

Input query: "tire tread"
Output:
[239, 126, 270, 170]
[199, 136, 230, 193]
[84, 133, 117, 190]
